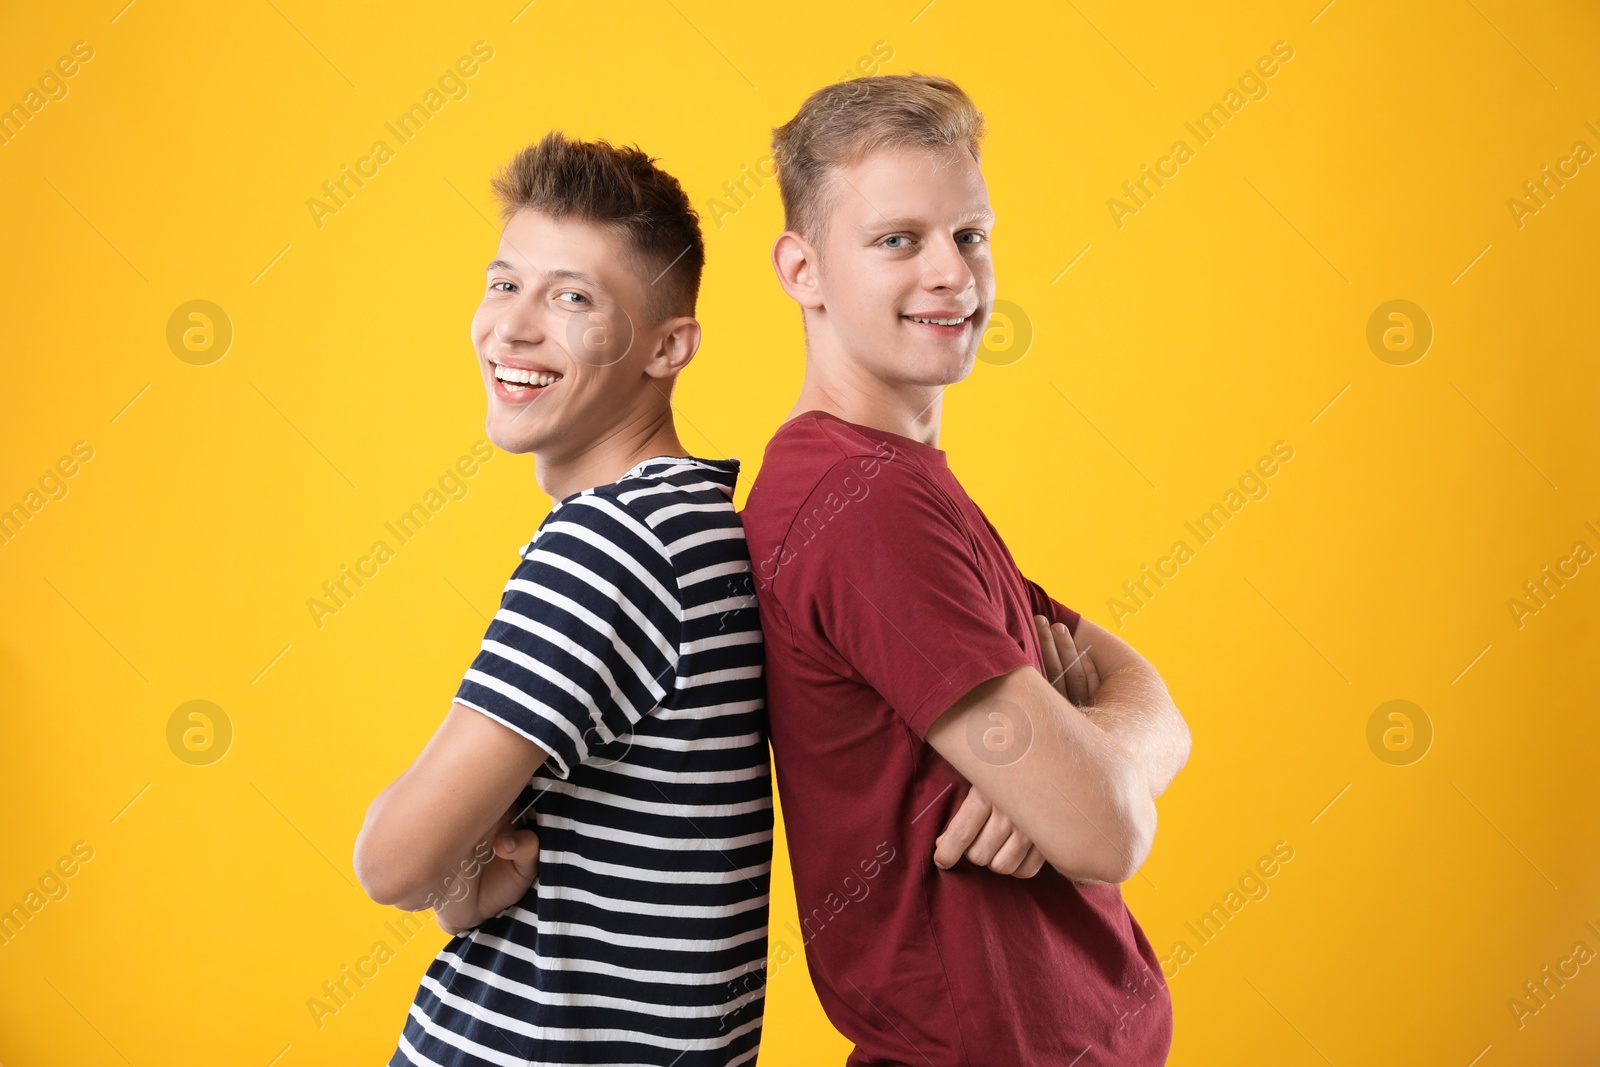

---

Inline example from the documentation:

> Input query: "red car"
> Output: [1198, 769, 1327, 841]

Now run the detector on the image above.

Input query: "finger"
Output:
[934, 788, 991, 869]
[1081, 638, 1102, 699]
[986, 830, 1032, 875]
[1036, 615, 1065, 696]
[962, 809, 1016, 868]
[1014, 845, 1047, 879]
[1053, 623, 1090, 707]
[495, 829, 541, 879]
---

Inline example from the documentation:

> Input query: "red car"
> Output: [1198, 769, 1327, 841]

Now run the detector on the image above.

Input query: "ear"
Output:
[772, 231, 825, 311]
[642, 316, 701, 380]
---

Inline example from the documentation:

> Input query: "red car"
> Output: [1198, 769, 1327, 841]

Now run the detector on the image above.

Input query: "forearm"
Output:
[413, 834, 500, 927]
[355, 778, 508, 909]
[1081, 663, 1189, 798]
[929, 668, 1156, 882]
[352, 703, 547, 908]
[385, 820, 500, 913]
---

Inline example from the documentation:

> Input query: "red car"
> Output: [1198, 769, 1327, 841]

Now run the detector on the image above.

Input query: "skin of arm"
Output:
[925, 613, 1191, 884]
[1062, 616, 1191, 800]
[352, 703, 548, 918]
[931, 615, 1108, 876]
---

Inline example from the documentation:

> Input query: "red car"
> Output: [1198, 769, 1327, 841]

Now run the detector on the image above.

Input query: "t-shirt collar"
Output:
[796, 409, 949, 468]
[620, 453, 741, 488]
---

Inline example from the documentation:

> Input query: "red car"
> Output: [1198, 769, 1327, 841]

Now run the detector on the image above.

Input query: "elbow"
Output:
[1094, 767, 1158, 883]
[1145, 699, 1192, 800]
[1088, 770, 1159, 884]
[1173, 705, 1193, 773]
[353, 816, 424, 908]
[1110, 788, 1158, 883]
[1043, 768, 1158, 884]
[352, 833, 397, 906]
[356, 852, 429, 910]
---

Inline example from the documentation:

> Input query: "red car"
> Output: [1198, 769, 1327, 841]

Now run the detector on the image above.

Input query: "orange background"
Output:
[2, 1, 1597, 1064]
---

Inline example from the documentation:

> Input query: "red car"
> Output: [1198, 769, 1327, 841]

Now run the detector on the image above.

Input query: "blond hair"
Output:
[770, 73, 985, 245]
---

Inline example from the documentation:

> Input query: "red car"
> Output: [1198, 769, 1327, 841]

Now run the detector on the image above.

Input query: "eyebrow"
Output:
[485, 261, 608, 291]
[864, 210, 996, 232]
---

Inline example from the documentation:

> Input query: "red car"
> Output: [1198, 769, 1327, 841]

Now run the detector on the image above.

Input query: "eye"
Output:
[957, 231, 986, 246]
[489, 280, 515, 292]
[557, 291, 590, 305]
[882, 234, 910, 249]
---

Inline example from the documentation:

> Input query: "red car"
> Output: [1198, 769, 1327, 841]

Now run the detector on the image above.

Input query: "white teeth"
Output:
[493, 364, 561, 386]
[908, 315, 967, 326]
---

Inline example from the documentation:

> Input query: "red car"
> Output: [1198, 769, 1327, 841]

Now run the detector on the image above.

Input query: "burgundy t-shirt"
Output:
[740, 410, 1172, 1066]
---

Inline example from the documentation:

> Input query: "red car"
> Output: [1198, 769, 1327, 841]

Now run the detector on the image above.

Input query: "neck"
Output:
[786, 345, 944, 448]
[534, 404, 687, 502]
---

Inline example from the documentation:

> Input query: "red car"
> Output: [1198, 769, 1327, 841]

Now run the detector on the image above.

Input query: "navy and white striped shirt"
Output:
[390, 455, 771, 1067]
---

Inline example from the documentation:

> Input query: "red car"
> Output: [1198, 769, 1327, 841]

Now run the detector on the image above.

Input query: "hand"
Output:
[934, 785, 1047, 878]
[430, 807, 541, 936]
[1035, 614, 1101, 707]
[928, 617, 1105, 879]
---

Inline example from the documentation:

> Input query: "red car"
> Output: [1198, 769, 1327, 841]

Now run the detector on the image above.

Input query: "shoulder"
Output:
[541, 487, 670, 555]
[754, 445, 953, 538]
[545, 460, 746, 599]
[744, 417, 945, 535]
[547, 458, 732, 543]
[770, 412, 903, 470]
[531, 488, 680, 609]
[747, 452, 974, 611]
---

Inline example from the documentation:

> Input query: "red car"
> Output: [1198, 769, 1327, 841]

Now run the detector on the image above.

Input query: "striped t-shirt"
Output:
[390, 455, 772, 1067]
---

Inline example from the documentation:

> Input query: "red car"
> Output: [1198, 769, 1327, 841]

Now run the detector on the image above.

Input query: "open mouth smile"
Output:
[490, 360, 563, 403]
[903, 312, 975, 335]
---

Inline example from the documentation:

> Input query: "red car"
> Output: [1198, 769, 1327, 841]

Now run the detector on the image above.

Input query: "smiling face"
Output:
[809, 144, 996, 390]
[472, 209, 656, 460]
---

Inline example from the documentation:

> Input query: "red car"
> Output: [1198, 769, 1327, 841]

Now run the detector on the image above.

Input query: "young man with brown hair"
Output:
[739, 75, 1192, 1064]
[354, 132, 771, 1066]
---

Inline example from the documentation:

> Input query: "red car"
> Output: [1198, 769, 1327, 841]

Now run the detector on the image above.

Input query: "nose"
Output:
[921, 233, 976, 298]
[489, 298, 545, 353]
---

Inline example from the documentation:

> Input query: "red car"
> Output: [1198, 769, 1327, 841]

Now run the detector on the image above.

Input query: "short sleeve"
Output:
[1025, 578, 1083, 637]
[454, 494, 683, 779]
[774, 459, 1034, 740]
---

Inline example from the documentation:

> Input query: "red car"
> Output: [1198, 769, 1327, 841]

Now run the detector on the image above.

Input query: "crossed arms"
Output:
[929, 614, 1191, 884]
[353, 705, 547, 932]
[354, 610, 1188, 935]
[354, 610, 1190, 936]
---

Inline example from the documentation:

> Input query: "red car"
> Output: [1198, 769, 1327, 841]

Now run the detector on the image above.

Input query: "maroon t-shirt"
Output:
[740, 410, 1172, 1066]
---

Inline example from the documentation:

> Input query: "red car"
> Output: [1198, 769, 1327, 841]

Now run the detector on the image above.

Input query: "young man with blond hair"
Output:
[739, 75, 1192, 1064]
[354, 132, 771, 1066]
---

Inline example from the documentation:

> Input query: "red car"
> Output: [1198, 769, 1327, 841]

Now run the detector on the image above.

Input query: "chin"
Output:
[905, 354, 974, 387]
[484, 417, 540, 456]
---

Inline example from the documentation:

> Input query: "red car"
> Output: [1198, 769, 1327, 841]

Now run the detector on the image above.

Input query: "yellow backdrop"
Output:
[2, 1, 1596, 1063]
